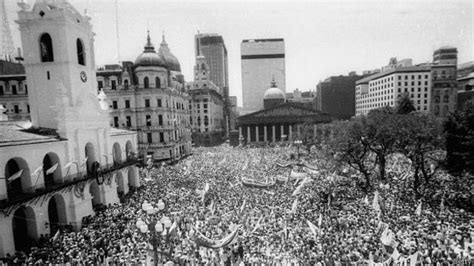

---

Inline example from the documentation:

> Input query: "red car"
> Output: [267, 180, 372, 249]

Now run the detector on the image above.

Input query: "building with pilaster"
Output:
[97, 33, 192, 162]
[186, 55, 225, 146]
[0, 0, 139, 256]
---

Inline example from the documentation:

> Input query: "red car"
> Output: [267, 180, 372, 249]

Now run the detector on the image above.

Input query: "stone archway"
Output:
[125, 140, 133, 160]
[116, 171, 127, 193]
[112, 142, 122, 166]
[5, 157, 30, 199]
[89, 181, 101, 206]
[43, 152, 62, 189]
[47, 194, 67, 234]
[12, 206, 37, 252]
[85, 142, 96, 175]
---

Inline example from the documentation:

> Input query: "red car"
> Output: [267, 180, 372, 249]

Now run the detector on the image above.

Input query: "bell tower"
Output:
[16, 0, 109, 135]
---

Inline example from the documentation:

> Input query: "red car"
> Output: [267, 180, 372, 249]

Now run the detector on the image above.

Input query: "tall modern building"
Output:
[194, 33, 228, 95]
[241, 38, 286, 113]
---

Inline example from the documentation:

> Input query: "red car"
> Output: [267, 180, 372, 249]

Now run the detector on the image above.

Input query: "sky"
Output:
[4, 0, 473, 107]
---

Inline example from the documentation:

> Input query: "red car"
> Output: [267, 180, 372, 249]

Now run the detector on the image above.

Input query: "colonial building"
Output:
[186, 55, 225, 146]
[0, 60, 30, 121]
[96, 33, 192, 162]
[237, 80, 334, 144]
[0, 0, 139, 256]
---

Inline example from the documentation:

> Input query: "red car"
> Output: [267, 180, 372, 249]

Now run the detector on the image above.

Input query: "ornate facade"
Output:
[96, 33, 192, 162]
[186, 55, 225, 146]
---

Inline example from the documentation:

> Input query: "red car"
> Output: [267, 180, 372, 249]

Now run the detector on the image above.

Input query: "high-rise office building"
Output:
[241, 38, 286, 113]
[194, 33, 228, 95]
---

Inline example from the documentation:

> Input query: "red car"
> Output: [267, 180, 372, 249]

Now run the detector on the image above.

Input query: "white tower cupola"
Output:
[16, 0, 108, 135]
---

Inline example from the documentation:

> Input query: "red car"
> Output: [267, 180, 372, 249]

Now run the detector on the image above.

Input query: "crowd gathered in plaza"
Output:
[1, 143, 473, 265]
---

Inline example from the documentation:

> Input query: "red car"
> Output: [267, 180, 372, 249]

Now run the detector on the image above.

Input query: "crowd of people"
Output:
[1, 144, 473, 265]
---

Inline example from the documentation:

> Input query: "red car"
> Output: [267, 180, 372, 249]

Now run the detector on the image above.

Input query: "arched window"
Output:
[144, 77, 149, 88]
[201, 63, 206, 70]
[123, 79, 129, 90]
[76, 38, 86, 66]
[39, 33, 54, 62]
[155, 77, 161, 88]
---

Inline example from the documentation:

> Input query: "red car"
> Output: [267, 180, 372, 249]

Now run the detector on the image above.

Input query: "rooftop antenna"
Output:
[115, 0, 121, 63]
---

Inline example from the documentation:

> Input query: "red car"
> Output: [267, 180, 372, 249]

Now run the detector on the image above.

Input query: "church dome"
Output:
[263, 78, 285, 100]
[134, 32, 166, 68]
[158, 34, 181, 72]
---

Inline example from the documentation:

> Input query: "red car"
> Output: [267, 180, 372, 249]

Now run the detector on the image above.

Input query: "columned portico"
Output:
[255, 126, 259, 142]
[289, 124, 293, 142]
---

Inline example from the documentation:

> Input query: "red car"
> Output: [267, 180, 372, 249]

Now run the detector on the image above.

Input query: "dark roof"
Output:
[0, 60, 25, 75]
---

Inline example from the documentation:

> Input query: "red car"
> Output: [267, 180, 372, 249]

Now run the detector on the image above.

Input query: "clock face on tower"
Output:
[80, 71, 87, 82]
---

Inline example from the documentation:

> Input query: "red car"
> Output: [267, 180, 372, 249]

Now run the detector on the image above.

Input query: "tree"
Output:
[329, 119, 376, 192]
[366, 107, 398, 181]
[395, 113, 444, 198]
[444, 102, 474, 175]
[396, 93, 416, 114]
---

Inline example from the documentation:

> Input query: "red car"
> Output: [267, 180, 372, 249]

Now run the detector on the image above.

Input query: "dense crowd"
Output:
[1, 144, 473, 265]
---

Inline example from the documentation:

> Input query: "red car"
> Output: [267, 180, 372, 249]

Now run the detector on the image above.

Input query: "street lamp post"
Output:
[137, 199, 166, 265]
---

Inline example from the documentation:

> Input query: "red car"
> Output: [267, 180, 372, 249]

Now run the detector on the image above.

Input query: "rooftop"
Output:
[356, 65, 431, 85]
[0, 122, 62, 147]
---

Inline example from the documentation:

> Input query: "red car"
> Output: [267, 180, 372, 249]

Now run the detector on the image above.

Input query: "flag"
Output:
[33, 166, 43, 176]
[80, 157, 88, 167]
[63, 161, 75, 171]
[372, 191, 380, 212]
[415, 201, 422, 216]
[208, 201, 215, 216]
[45, 163, 58, 175]
[218, 158, 226, 166]
[290, 199, 298, 214]
[250, 215, 264, 234]
[168, 221, 177, 235]
[239, 200, 246, 214]
[318, 213, 322, 227]
[380, 226, 394, 246]
[363, 195, 369, 205]
[8, 169, 23, 181]
[306, 220, 318, 237]
[52, 229, 60, 241]
[440, 193, 445, 214]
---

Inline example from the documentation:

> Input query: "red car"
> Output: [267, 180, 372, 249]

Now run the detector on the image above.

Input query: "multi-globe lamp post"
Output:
[136, 199, 172, 265]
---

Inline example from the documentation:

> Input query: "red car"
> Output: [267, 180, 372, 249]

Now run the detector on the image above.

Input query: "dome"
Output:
[263, 78, 285, 100]
[264, 87, 286, 99]
[134, 32, 166, 68]
[158, 34, 181, 72]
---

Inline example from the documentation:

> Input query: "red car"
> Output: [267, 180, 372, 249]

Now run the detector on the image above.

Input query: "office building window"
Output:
[113, 116, 119, 127]
[147, 133, 152, 143]
[158, 115, 163, 126]
[111, 80, 117, 90]
[126, 116, 131, 127]
[160, 132, 164, 143]
[157, 99, 162, 107]
[0, 85, 3, 95]
[145, 99, 150, 108]
[125, 100, 130, 109]
[98, 81, 103, 89]
[112, 100, 118, 109]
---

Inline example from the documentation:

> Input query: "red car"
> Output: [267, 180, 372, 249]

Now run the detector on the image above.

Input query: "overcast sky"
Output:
[5, 0, 473, 106]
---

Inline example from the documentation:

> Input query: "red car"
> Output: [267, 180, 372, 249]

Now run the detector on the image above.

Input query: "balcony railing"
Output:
[0, 158, 139, 211]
